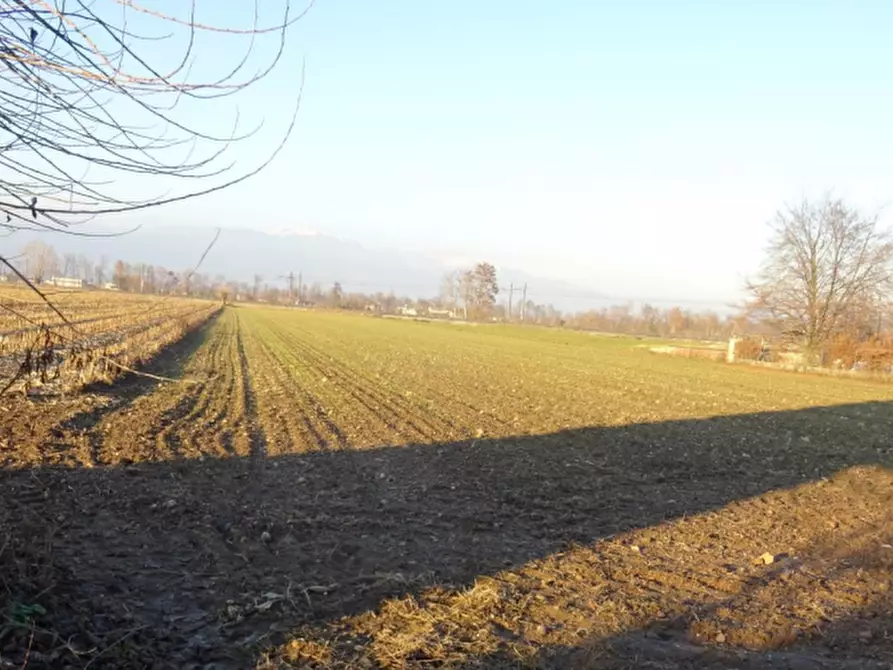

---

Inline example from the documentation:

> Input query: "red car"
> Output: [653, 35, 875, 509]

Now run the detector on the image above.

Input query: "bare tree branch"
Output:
[0, 0, 309, 228]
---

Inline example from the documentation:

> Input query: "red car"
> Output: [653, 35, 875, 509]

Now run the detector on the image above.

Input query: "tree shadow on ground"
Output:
[491, 509, 893, 669]
[1, 400, 893, 667]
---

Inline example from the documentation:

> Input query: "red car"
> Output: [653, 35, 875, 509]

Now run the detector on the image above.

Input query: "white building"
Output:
[46, 276, 85, 289]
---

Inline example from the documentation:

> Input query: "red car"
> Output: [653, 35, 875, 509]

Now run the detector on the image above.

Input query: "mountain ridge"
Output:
[6, 225, 613, 311]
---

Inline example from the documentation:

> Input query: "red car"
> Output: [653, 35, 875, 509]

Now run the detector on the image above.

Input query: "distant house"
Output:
[102, 282, 120, 291]
[397, 305, 418, 317]
[46, 276, 84, 289]
[427, 307, 456, 319]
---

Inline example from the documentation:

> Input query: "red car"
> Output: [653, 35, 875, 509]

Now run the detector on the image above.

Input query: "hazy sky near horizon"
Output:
[144, 1, 893, 304]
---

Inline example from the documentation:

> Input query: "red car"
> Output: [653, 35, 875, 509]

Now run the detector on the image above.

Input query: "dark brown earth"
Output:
[2, 308, 893, 668]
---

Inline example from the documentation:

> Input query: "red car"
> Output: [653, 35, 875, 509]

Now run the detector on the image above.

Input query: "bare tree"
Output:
[330, 281, 343, 307]
[746, 196, 893, 358]
[62, 252, 76, 277]
[94, 255, 108, 286]
[440, 270, 462, 307]
[0, 1, 309, 234]
[75, 254, 93, 282]
[21, 240, 59, 282]
[460, 270, 473, 320]
[460, 262, 499, 320]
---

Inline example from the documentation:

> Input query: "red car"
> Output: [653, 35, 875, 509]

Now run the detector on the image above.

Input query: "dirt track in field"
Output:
[2, 308, 893, 668]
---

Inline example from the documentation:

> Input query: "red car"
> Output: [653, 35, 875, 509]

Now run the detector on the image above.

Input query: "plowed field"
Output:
[2, 307, 893, 668]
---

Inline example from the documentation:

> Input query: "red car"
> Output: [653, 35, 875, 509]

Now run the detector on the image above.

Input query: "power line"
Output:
[278, 271, 302, 304]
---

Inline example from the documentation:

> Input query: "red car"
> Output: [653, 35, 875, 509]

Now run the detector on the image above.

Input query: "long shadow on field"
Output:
[1, 400, 892, 667]
[486, 504, 893, 669]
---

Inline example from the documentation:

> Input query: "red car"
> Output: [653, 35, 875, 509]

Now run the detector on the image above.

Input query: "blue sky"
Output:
[139, 1, 893, 305]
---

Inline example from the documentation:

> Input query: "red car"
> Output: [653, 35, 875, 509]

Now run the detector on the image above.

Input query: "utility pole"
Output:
[508, 283, 513, 321]
[280, 272, 299, 305]
[297, 271, 303, 305]
[521, 282, 528, 321]
[504, 283, 523, 322]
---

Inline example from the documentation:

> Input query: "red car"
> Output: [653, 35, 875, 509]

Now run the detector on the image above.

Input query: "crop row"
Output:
[0, 285, 166, 329]
[239, 309, 893, 444]
[0, 288, 220, 394]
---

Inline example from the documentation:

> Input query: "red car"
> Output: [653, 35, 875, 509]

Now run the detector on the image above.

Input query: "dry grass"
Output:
[0, 285, 219, 393]
[649, 344, 727, 361]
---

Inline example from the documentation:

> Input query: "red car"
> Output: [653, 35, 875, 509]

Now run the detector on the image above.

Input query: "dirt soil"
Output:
[2, 308, 893, 668]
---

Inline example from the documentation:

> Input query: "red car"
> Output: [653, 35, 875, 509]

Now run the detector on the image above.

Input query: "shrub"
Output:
[825, 335, 893, 372]
[733, 337, 764, 361]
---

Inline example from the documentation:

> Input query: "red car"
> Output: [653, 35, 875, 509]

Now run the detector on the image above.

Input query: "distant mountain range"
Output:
[6, 225, 613, 311]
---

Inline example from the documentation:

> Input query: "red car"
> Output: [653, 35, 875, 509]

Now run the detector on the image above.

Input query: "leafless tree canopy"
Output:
[0, 0, 309, 234]
[21, 238, 58, 281]
[746, 196, 893, 354]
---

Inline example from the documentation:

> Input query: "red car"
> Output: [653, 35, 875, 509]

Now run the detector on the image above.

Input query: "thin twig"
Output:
[19, 622, 34, 670]
[83, 625, 147, 669]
